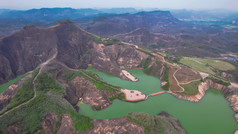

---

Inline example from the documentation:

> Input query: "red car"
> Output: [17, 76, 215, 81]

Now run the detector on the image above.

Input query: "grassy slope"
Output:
[63, 70, 120, 92]
[180, 57, 215, 74]
[162, 65, 170, 91]
[180, 80, 201, 95]
[196, 58, 236, 71]
[0, 73, 30, 94]
[205, 77, 231, 86]
[126, 112, 183, 134]
[63, 69, 124, 103]
[180, 57, 236, 75]
[0, 71, 93, 133]
[0, 78, 34, 114]
[0, 70, 39, 114]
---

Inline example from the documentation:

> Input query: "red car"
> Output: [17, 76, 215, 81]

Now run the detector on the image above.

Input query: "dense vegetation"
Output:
[70, 111, 93, 131]
[0, 91, 91, 133]
[108, 92, 125, 101]
[0, 70, 39, 115]
[0, 73, 30, 94]
[89, 33, 122, 46]
[207, 88, 222, 95]
[142, 57, 152, 69]
[206, 77, 231, 86]
[143, 58, 163, 76]
[63, 69, 120, 93]
[162, 65, 170, 90]
[126, 112, 182, 134]
[180, 80, 201, 95]
[0, 78, 34, 114]
[0, 71, 93, 133]
[126, 112, 157, 134]
[35, 72, 64, 94]
[136, 48, 155, 57]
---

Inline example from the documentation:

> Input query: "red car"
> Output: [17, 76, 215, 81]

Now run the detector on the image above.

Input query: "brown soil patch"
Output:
[168, 66, 184, 92]
[68, 76, 112, 110]
[175, 66, 201, 84]
[89, 117, 144, 134]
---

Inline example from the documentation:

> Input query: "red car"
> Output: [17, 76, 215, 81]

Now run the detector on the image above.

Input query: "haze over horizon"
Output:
[0, 0, 238, 11]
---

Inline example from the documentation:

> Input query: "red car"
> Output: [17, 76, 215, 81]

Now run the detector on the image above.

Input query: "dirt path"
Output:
[179, 79, 201, 85]
[153, 52, 202, 92]
[151, 52, 185, 92]
[172, 66, 185, 92]
[0, 49, 58, 118]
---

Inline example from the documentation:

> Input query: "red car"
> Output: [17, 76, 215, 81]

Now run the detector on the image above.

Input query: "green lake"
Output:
[78, 68, 238, 134]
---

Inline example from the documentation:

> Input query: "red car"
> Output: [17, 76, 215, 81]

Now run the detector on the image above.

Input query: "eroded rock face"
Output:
[89, 117, 144, 134]
[0, 22, 148, 84]
[41, 113, 59, 134]
[0, 26, 57, 84]
[235, 130, 238, 134]
[7, 124, 19, 134]
[66, 76, 112, 110]
[34, 112, 59, 134]
[157, 112, 187, 134]
[57, 114, 78, 134]
[0, 22, 94, 84]
[170, 79, 238, 122]
[90, 44, 148, 80]
[0, 74, 32, 111]
[54, 23, 93, 69]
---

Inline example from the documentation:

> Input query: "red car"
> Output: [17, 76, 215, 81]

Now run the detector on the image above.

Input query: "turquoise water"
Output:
[78, 68, 238, 134]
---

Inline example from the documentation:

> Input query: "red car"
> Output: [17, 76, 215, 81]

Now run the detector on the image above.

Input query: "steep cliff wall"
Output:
[170, 79, 238, 122]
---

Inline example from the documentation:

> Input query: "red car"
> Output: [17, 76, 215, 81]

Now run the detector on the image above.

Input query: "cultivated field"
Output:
[175, 66, 201, 84]
[179, 57, 236, 74]
[168, 66, 184, 92]
[180, 80, 201, 95]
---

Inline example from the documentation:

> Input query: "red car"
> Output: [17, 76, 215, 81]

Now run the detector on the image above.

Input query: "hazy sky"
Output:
[0, 0, 238, 11]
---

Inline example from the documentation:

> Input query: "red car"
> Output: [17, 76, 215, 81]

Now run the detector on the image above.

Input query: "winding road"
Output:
[0, 49, 58, 118]
[151, 52, 185, 92]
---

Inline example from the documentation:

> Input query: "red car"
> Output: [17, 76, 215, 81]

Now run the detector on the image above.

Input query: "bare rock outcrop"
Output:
[57, 114, 79, 134]
[0, 22, 149, 84]
[170, 79, 238, 122]
[89, 117, 144, 134]
[34, 112, 59, 134]
[7, 124, 19, 134]
[157, 111, 187, 134]
[41, 113, 59, 134]
[0, 26, 57, 84]
[89, 43, 148, 81]
[66, 76, 112, 110]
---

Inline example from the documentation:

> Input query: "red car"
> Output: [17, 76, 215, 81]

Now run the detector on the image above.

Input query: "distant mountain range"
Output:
[114, 28, 238, 57]
[0, 8, 237, 58]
